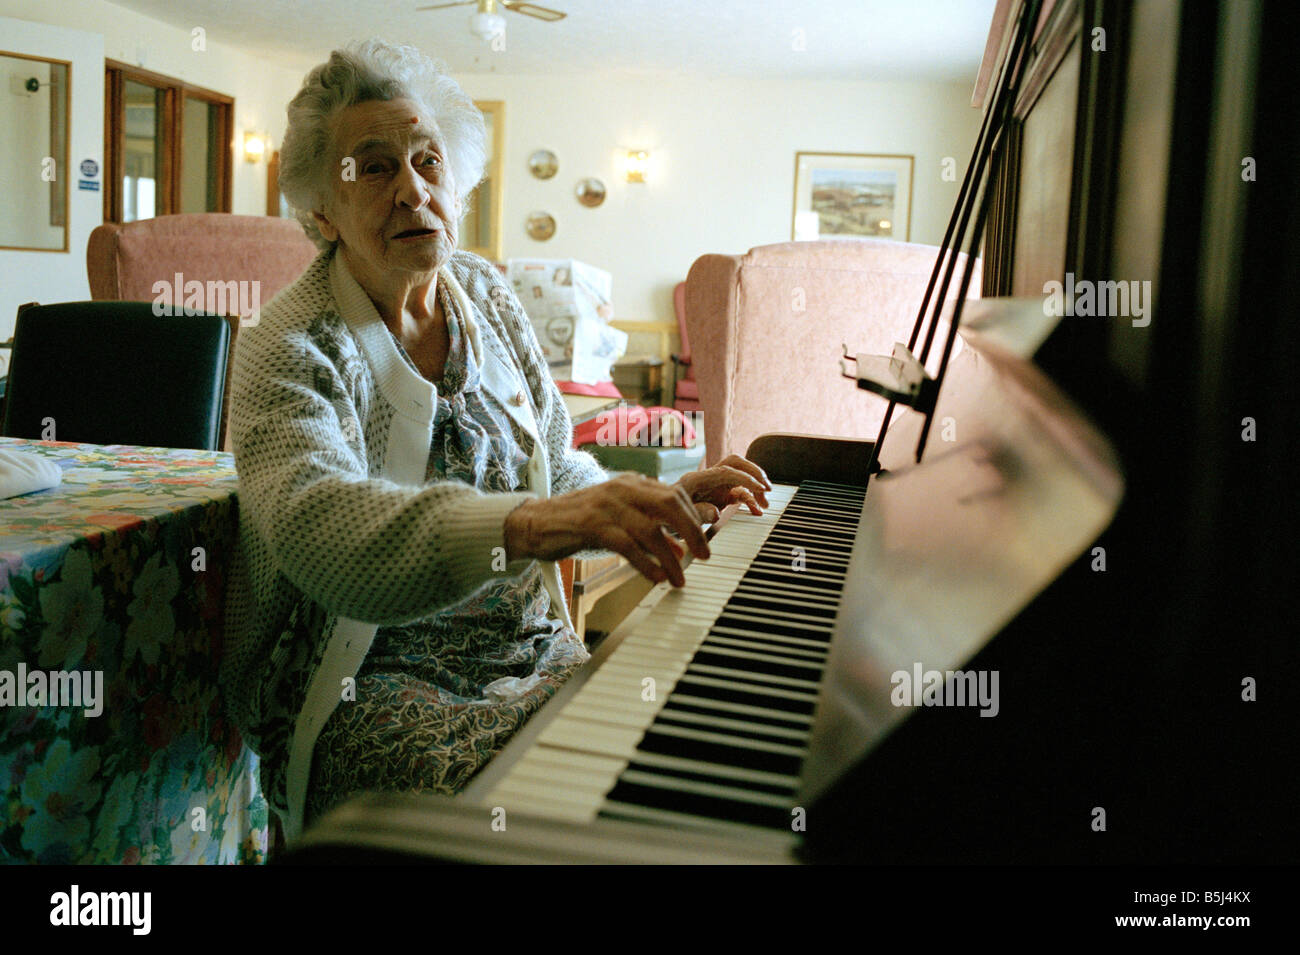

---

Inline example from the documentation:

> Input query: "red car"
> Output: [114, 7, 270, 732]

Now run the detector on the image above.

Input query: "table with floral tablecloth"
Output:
[0, 437, 267, 864]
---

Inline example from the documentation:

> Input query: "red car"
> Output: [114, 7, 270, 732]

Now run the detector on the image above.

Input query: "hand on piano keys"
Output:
[503, 453, 773, 589]
[472, 478, 862, 844]
[674, 453, 772, 519]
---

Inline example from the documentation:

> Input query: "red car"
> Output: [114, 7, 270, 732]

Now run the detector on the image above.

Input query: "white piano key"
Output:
[537, 716, 647, 758]
[517, 747, 628, 778]
[490, 784, 604, 823]
[507, 759, 617, 793]
[598, 799, 800, 845]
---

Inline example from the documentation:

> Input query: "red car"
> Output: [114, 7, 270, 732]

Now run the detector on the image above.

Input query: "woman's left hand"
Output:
[676, 453, 772, 522]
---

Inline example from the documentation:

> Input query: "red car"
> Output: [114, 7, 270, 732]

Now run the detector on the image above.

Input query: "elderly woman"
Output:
[221, 39, 770, 841]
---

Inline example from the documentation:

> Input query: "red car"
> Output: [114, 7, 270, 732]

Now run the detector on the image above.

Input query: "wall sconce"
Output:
[625, 150, 649, 183]
[243, 131, 267, 163]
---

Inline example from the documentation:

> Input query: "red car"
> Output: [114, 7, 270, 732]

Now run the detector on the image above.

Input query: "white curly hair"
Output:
[278, 38, 487, 251]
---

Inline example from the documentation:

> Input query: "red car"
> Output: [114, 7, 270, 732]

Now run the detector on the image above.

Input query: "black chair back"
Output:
[1, 301, 230, 451]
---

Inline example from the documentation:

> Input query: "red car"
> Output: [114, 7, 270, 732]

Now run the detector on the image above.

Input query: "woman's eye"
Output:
[363, 162, 384, 175]
[421, 154, 441, 167]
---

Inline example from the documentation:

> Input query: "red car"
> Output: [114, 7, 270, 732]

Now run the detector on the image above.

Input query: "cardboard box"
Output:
[507, 258, 627, 384]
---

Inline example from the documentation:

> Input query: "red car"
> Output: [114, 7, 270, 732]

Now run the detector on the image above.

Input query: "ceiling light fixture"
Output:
[469, 10, 507, 42]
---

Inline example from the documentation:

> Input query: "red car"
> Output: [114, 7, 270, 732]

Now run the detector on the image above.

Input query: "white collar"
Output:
[328, 251, 485, 420]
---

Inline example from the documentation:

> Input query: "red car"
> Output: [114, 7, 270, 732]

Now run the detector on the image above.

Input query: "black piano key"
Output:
[782, 501, 861, 518]
[736, 604, 838, 624]
[708, 623, 832, 647]
[764, 521, 857, 541]
[742, 564, 846, 584]
[672, 673, 817, 715]
[685, 663, 821, 695]
[726, 593, 839, 619]
[716, 606, 835, 631]
[601, 783, 794, 830]
[732, 579, 844, 604]
[690, 649, 825, 684]
[702, 633, 830, 658]
[661, 696, 814, 731]
[602, 480, 865, 831]
[635, 726, 806, 777]
[655, 705, 812, 745]
[787, 499, 857, 514]
[625, 758, 797, 797]
[713, 614, 833, 641]
[746, 557, 848, 578]
[728, 600, 837, 623]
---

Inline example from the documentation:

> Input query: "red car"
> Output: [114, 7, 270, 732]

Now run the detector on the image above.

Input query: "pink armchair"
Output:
[87, 213, 317, 304]
[684, 239, 981, 466]
[670, 281, 701, 412]
[87, 213, 319, 449]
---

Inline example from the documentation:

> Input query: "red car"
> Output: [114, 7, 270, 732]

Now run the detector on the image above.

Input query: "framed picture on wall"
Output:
[791, 152, 914, 242]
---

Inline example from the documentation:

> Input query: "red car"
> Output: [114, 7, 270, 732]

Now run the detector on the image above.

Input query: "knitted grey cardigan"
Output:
[219, 247, 606, 838]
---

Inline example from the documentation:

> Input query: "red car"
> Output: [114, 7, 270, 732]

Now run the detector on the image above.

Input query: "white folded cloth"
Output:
[0, 448, 63, 499]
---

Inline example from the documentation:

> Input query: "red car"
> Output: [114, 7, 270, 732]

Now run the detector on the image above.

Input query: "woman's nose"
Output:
[394, 162, 428, 210]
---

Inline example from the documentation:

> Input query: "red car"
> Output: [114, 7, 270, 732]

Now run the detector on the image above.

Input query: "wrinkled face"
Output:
[313, 97, 459, 284]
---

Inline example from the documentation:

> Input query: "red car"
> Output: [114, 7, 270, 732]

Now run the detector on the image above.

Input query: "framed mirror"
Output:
[459, 100, 504, 262]
[0, 51, 70, 252]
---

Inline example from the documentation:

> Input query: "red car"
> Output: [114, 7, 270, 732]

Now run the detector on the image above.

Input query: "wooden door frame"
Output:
[103, 59, 234, 222]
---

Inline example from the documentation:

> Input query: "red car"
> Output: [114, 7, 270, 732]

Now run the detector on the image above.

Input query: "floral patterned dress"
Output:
[305, 282, 589, 825]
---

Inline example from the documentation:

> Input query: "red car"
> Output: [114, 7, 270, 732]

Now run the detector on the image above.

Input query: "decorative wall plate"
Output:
[526, 211, 556, 240]
[528, 149, 558, 179]
[575, 177, 606, 207]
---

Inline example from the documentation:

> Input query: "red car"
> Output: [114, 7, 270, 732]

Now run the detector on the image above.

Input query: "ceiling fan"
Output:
[416, 0, 567, 44]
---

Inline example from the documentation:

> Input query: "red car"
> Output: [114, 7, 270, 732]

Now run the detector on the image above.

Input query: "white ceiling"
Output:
[107, 0, 997, 81]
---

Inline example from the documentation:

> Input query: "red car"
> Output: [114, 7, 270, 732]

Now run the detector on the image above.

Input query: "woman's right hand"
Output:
[503, 474, 711, 588]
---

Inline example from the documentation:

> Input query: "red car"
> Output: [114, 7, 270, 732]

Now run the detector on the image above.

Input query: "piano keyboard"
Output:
[479, 479, 866, 840]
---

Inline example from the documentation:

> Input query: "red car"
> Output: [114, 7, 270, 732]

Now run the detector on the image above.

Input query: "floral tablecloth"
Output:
[0, 438, 267, 864]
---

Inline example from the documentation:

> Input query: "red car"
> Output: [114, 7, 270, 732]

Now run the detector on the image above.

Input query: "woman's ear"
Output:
[312, 208, 340, 243]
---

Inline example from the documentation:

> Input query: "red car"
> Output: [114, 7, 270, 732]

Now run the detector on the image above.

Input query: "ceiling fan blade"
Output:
[415, 1, 478, 11]
[502, 1, 567, 22]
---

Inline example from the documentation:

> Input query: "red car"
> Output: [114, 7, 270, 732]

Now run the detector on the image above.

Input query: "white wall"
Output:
[0, 1, 303, 362]
[457, 71, 983, 327]
[0, 3, 983, 366]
